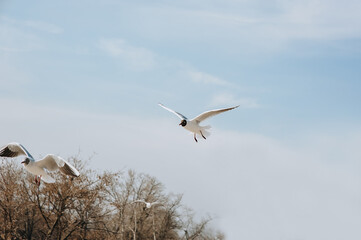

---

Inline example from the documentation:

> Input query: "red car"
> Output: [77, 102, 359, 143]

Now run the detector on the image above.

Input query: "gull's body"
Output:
[182, 119, 208, 135]
[133, 200, 161, 208]
[24, 159, 55, 183]
[158, 103, 239, 142]
[0, 142, 80, 184]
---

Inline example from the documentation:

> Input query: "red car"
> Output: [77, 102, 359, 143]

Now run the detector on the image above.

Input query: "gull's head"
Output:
[21, 158, 31, 165]
[179, 119, 187, 127]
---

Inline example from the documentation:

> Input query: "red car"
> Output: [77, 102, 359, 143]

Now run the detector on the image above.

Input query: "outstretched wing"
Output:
[0, 142, 34, 159]
[150, 201, 161, 207]
[191, 105, 239, 123]
[36, 154, 80, 177]
[158, 103, 188, 120]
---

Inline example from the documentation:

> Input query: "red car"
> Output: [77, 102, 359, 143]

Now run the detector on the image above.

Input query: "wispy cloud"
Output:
[0, 25, 40, 52]
[133, 1, 361, 55]
[1, 16, 63, 34]
[275, 0, 361, 40]
[187, 70, 229, 86]
[0, 58, 30, 87]
[181, 8, 262, 26]
[0, 47, 26, 52]
[99, 38, 157, 71]
[210, 93, 260, 108]
[24, 20, 63, 34]
[0, 16, 60, 53]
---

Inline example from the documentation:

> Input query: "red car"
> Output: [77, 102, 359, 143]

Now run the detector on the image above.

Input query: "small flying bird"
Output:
[0, 142, 80, 185]
[132, 200, 162, 208]
[158, 103, 239, 142]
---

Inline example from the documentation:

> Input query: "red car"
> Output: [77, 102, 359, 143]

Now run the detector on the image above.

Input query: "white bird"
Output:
[0, 142, 80, 185]
[158, 103, 239, 142]
[132, 200, 161, 208]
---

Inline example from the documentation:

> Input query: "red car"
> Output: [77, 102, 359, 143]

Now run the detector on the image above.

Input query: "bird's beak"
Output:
[179, 122, 182, 126]
[21, 160, 26, 164]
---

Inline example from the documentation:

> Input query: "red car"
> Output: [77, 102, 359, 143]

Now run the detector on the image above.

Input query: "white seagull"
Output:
[158, 103, 239, 142]
[0, 142, 80, 185]
[132, 200, 161, 208]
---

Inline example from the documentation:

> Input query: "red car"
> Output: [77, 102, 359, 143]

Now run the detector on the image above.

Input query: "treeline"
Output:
[0, 157, 224, 240]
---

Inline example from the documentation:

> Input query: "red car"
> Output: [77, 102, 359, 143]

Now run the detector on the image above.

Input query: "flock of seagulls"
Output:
[0, 103, 239, 184]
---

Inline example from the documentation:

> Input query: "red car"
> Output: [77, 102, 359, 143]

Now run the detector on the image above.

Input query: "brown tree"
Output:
[0, 157, 223, 240]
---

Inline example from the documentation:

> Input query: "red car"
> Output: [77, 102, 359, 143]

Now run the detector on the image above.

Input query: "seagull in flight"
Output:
[132, 200, 162, 208]
[158, 103, 239, 142]
[0, 142, 80, 185]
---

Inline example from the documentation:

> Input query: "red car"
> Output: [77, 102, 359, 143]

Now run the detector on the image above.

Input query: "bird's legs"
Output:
[35, 175, 41, 186]
[200, 130, 206, 140]
[193, 133, 198, 142]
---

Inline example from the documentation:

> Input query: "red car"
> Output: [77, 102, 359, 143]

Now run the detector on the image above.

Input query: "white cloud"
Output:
[210, 92, 260, 108]
[275, 0, 361, 40]
[99, 38, 157, 71]
[177, 7, 262, 27]
[188, 70, 229, 86]
[131, 1, 361, 55]
[1, 16, 63, 35]
[0, 58, 31, 86]
[196, 0, 361, 41]
[24, 20, 63, 34]
[0, 16, 62, 53]
[0, 21, 42, 52]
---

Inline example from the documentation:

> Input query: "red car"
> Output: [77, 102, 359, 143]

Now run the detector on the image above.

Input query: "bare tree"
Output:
[0, 157, 223, 240]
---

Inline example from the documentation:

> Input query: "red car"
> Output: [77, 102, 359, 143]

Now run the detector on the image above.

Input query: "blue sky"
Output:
[1, 0, 360, 137]
[1, 0, 361, 239]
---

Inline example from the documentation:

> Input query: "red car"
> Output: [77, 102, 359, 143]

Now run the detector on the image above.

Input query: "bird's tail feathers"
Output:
[201, 130, 211, 138]
[200, 125, 211, 138]
[41, 174, 55, 183]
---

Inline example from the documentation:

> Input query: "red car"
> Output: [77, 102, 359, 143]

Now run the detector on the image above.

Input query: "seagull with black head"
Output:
[158, 103, 239, 142]
[0, 142, 80, 185]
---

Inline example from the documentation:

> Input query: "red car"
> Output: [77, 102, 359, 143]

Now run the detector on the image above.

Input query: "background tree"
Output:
[0, 157, 224, 240]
